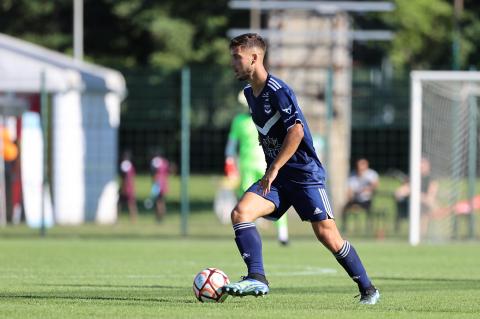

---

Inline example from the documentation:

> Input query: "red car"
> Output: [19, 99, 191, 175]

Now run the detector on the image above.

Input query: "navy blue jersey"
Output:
[243, 74, 326, 184]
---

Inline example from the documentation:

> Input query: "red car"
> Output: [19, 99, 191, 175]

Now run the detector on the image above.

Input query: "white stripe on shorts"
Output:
[318, 188, 334, 218]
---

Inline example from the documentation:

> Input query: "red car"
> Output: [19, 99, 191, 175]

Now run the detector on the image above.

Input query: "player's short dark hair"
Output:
[230, 33, 267, 52]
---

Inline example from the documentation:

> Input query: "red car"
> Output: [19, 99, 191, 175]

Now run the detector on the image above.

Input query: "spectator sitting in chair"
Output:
[341, 158, 379, 233]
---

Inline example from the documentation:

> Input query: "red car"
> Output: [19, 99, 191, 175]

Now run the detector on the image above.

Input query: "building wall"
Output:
[267, 12, 352, 213]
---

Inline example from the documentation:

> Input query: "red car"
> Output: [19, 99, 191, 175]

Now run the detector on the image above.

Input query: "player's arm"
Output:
[260, 122, 304, 195]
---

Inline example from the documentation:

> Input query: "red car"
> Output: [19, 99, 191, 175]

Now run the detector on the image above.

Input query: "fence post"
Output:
[180, 67, 191, 236]
[40, 70, 48, 237]
[468, 94, 477, 239]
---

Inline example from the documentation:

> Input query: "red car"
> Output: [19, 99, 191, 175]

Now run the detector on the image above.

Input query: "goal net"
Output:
[410, 71, 480, 245]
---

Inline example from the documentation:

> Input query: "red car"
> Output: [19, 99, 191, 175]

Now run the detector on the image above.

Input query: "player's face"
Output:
[230, 46, 254, 81]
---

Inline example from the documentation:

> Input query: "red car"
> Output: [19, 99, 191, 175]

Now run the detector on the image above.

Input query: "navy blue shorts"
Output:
[246, 178, 334, 222]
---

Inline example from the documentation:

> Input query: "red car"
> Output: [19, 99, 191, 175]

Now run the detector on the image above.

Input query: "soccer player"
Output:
[225, 91, 289, 245]
[221, 33, 380, 305]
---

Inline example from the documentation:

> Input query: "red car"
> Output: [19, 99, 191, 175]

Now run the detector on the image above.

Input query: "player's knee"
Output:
[317, 231, 343, 252]
[312, 221, 343, 251]
[231, 203, 253, 224]
[314, 227, 330, 243]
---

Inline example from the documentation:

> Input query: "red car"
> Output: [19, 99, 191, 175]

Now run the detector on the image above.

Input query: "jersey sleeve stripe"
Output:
[269, 78, 282, 88]
[267, 83, 279, 91]
[268, 80, 281, 90]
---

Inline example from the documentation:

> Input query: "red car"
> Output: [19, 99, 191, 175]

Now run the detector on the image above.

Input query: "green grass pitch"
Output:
[0, 175, 479, 318]
[1, 229, 479, 318]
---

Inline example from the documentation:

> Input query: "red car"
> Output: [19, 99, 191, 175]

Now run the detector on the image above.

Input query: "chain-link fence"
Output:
[119, 66, 246, 174]
[351, 68, 410, 173]
[120, 66, 410, 175]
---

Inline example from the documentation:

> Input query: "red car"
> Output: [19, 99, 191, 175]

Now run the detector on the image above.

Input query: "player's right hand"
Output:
[260, 166, 278, 196]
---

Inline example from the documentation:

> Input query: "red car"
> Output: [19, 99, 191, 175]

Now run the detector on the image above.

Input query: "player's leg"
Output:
[311, 219, 379, 304]
[259, 164, 288, 245]
[290, 185, 379, 304]
[275, 214, 289, 245]
[239, 168, 266, 228]
[231, 191, 274, 278]
[223, 187, 277, 297]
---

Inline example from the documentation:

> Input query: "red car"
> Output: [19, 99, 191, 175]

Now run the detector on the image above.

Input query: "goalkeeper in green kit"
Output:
[225, 91, 289, 246]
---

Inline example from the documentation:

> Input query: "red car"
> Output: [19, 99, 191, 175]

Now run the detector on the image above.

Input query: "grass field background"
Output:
[0, 175, 479, 318]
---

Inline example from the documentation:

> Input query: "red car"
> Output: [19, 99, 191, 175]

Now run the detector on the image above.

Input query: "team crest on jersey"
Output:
[264, 104, 272, 114]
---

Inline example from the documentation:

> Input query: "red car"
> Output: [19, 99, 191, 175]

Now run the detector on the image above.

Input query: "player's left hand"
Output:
[260, 167, 278, 196]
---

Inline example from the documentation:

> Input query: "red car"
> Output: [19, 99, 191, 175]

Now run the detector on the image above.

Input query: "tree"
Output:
[382, 0, 480, 71]
[382, 0, 453, 70]
[0, 0, 231, 69]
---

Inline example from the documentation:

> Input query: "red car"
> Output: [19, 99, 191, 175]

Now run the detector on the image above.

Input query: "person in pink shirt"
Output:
[118, 150, 138, 223]
[150, 151, 170, 222]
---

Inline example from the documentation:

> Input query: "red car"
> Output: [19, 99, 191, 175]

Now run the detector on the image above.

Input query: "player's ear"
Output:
[251, 53, 257, 65]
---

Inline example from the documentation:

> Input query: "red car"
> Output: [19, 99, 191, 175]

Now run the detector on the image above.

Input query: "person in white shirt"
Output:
[341, 158, 379, 233]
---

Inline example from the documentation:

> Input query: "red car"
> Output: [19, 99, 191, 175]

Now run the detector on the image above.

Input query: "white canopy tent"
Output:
[0, 33, 126, 225]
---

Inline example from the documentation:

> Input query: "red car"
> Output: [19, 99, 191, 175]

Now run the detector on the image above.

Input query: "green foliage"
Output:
[382, 0, 453, 70]
[149, 17, 195, 69]
[0, 0, 231, 69]
[462, 2, 480, 70]
[3, 0, 480, 72]
[383, 0, 480, 70]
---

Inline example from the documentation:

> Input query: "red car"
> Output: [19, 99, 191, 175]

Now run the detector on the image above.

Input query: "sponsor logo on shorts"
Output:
[314, 207, 323, 215]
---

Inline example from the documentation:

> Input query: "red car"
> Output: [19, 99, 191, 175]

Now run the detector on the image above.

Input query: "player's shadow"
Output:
[374, 276, 480, 284]
[36, 283, 180, 289]
[373, 276, 480, 291]
[0, 291, 197, 304]
[14, 283, 197, 304]
[274, 285, 350, 294]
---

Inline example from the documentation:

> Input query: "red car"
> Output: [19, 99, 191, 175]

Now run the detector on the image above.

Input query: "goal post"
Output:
[410, 71, 480, 245]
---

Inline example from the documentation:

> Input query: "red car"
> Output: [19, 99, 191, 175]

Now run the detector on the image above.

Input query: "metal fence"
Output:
[119, 66, 411, 175]
[351, 68, 410, 173]
[119, 66, 244, 174]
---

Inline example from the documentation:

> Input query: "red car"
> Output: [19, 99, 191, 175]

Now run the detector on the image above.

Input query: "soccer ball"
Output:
[193, 268, 230, 303]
